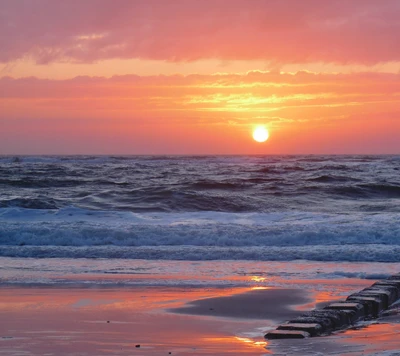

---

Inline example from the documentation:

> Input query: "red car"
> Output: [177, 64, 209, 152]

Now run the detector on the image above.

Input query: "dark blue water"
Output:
[1, 155, 399, 213]
[0, 155, 399, 261]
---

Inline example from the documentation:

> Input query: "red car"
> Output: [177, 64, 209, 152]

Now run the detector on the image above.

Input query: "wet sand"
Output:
[1, 280, 400, 355]
[170, 288, 311, 320]
[0, 286, 273, 355]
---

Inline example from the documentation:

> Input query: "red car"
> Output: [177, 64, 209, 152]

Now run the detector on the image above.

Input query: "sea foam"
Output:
[1, 207, 400, 261]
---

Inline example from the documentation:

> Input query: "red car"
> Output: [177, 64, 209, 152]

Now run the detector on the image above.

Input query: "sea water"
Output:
[0, 155, 399, 286]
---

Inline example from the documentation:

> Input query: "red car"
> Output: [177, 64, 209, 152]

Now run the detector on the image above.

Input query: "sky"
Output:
[1, 0, 399, 155]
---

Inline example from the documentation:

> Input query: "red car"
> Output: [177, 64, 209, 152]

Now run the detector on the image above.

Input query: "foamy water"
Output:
[1, 257, 398, 288]
[0, 155, 399, 262]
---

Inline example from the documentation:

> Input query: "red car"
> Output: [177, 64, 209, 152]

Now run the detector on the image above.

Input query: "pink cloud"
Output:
[1, 71, 399, 99]
[1, 0, 400, 65]
[1, 71, 399, 130]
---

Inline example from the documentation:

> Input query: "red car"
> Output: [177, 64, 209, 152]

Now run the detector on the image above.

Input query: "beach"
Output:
[2, 257, 400, 355]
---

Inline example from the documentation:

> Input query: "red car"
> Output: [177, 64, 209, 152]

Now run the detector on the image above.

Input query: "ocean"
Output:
[1, 155, 400, 287]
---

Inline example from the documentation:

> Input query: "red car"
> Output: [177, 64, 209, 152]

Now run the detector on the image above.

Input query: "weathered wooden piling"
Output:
[265, 274, 400, 340]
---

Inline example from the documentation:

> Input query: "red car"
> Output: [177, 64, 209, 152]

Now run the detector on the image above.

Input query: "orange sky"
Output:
[1, 0, 399, 154]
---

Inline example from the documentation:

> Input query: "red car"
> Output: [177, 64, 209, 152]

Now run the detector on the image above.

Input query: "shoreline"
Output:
[1, 258, 400, 355]
[1, 283, 399, 355]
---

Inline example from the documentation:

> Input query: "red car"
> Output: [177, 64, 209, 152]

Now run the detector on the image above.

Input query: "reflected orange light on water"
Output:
[235, 336, 268, 349]
[250, 286, 271, 291]
[202, 336, 270, 354]
[250, 276, 267, 283]
[343, 322, 400, 354]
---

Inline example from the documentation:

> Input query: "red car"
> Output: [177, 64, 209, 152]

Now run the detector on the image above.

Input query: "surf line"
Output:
[265, 274, 400, 339]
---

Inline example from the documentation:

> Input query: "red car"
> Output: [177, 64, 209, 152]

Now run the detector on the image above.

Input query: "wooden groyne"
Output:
[265, 274, 400, 339]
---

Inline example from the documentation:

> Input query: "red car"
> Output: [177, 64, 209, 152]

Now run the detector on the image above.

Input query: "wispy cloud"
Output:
[1, 0, 399, 65]
[1, 71, 399, 129]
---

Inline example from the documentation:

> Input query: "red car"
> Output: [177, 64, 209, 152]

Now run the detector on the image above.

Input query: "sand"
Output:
[0, 286, 272, 355]
[170, 288, 311, 320]
[1, 280, 400, 355]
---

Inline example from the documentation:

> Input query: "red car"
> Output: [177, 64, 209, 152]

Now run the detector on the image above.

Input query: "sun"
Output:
[252, 126, 269, 143]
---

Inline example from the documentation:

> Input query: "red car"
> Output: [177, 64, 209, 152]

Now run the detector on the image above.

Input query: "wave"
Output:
[318, 164, 354, 171]
[189, 180, 242, 190]
[359, 183, 400, 197]
[330, 184, 400, 198]
[0, 198, 60, 210]
[1, 244, 400, 262]
[307, 175, 359, 183]
[0, 155, 399, 215]
[1, 208, 399, 256]
[0, 154, 395, 164]
[0, 178, 85, 188]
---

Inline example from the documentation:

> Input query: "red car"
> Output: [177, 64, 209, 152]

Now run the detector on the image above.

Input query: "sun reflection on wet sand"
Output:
[234, 336, 269, 350]
[251, 286, 270, 290]
[0, 287, 274, 355]
[340, 320, 400, 355]
[201, 336, 270, 354]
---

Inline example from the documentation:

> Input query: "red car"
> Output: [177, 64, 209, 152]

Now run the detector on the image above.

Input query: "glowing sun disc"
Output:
[252, 127, 269, 142]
